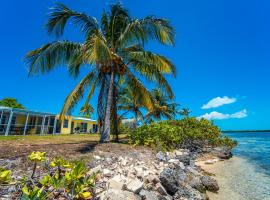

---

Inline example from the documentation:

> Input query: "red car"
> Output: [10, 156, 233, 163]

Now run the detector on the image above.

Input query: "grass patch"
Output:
[0, 134, 127, 145]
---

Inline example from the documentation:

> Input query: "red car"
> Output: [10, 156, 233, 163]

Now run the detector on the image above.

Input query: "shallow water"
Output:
[223, 132, 270, 199]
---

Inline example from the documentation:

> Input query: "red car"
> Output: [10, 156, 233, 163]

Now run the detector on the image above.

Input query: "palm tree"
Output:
[118, 86, 147, 128]
[25, 3, 176, 142]
[180, 108, 191, 118]
[145, 89, 180, 121]
[80, 104, 94, 118]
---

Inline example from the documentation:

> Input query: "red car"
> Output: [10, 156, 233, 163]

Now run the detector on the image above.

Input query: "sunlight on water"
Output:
[223, 132, 270, 199]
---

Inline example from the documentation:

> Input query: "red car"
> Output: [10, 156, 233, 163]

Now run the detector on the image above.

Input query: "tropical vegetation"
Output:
[118, 86, 148, 128]
[23, 2, 237, 154]
[2, 151, 98, 199]
[145, 89, 180, 122]
[129, 117, 237, 151]
[25, 2, 176, 143]
[0, 98, 25, 109]
[180, 108, 191, 118]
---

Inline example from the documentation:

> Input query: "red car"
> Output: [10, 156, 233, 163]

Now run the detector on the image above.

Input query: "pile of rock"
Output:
[92, 149, 221, 200]
[0, 145, 231, 200]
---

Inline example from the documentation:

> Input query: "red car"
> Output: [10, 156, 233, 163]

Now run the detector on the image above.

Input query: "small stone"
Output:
[107, 175, 126, 190]
[95, 188, 104, 194]
[186, 166, 200, 176]
[156, 182, 168, 195]
[0, 195, 12, 199]
[94, 155, 101, 160]
[168, 159, 179, 164]
[7, 185, 16, 193]
[134, 166, 143, 173]
[143, 170, 150, 177]
[139, 189, 159, 200]
[100, 189, 140, 200]
[204, 159, 216, 164]
[200, 175, 219, 192]
[103, 169, 112, 176]
[88, 165, 102, 175]
[145, 175, 159, 184]
[126, 178, 144, 194]
[175, 154, 190, 166]
[178, 162, 185, 170]
[173, 150, 183, 156]
[121, 160, 128, 166]
[159, 168, 179, 195]
[156, 151, 167, 161]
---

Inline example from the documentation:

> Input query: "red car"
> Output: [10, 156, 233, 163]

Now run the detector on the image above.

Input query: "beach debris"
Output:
[204, 158, 219, 164]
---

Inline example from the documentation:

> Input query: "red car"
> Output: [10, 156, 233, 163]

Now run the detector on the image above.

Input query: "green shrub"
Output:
[0, 168, 12, 184]
[18, 152, 98, 200]
[129, 118, 237, 151]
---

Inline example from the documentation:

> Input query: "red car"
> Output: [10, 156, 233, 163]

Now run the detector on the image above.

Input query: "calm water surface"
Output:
[225, 132, 270, 175]
[223, 132, 270, 199]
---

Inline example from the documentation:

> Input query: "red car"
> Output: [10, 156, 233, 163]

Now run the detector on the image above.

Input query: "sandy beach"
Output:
[197, 157, 244, 200]
[197, 156, 270, 200]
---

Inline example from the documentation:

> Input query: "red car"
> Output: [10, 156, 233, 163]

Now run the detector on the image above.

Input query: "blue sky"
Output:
[0, 0, 269, 130]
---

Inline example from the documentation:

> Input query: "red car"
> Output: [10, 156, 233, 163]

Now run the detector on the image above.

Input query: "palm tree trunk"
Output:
[100, 71, 114, 143]
[112, 83, 119, 142]
[134, 111, 138, 129]
[98, 78, 106, 134]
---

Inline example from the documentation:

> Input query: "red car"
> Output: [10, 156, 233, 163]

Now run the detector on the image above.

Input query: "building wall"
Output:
[56, 115, 72, 134]
[72, 120, 97, 133]
[55, 115, 98, 134]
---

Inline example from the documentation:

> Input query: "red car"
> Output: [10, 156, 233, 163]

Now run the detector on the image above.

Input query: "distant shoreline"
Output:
[222, 130, 270, 133]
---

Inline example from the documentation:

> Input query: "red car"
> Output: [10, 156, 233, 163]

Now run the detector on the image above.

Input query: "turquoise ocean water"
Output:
[225, 132, 270, 176]
[223, 132, 270, 199]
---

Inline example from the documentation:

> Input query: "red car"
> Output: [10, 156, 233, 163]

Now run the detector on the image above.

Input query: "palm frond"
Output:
[140, 16, 175, 45]
[25, 41, 83, 76]
[122, 44, 144, 52]
[47, 3, 98, 37]
[132, 61, 174, 98]
[84, 33, 112, 64]
[82, 79, 97, 111]
[80, 104, 94, 117]
[108, 2, 131, 48]
[127, 51, 176, 76]
[59, 70, 97, 119]
[101, 10, 110, 39]
[125, 70, 154, 111]
[118, 16, 175, 48]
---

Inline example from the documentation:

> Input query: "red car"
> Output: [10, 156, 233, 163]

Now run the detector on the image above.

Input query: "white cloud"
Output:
[197, 109, 247, 120]
[202, 96, 236, 109]
[230, 109, 248, 119]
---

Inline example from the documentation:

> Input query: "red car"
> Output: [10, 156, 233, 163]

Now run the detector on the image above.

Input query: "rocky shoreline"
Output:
[0, 144, 233, 200]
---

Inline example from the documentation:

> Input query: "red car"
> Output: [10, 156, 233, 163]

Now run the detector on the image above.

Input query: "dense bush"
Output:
[129, 118, 237, 151]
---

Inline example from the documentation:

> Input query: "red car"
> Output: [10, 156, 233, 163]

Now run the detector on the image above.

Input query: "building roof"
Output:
[0, 106, 97, 122]
[72, 116, 97, 122]
[0, 106, 56, 116]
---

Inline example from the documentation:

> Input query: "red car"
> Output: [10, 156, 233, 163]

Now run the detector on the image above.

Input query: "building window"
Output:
[29, 117, 36, 126]
[63, 120, 69, 128]
[1, 115, 7, 125]
[81, 123, 87, 133]
[11, 116, 16, 125]
[92, 124, 98, 133]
